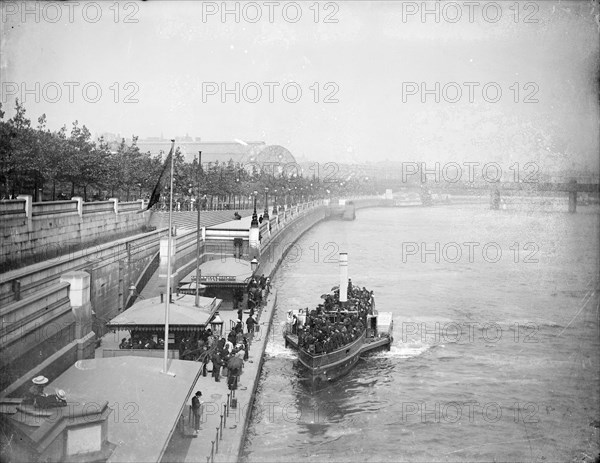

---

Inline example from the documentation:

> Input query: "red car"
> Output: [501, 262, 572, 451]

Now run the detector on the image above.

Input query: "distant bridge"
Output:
[429, 181, 599, 194]
[385, 179, 599, 192]
[388, 179, 599, 212]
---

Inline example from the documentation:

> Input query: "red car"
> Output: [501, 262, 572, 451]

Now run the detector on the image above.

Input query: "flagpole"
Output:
[195, 151, 202, 307]
[163, 139, 176, 375]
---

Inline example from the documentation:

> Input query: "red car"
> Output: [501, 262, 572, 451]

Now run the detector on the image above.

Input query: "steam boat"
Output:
[284, 253, 393, 386]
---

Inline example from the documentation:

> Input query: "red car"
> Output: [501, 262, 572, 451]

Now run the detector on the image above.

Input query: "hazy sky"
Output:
[2, 1, 599, 171]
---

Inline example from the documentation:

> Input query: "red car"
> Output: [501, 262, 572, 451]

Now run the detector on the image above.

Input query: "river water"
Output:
[241, 203, 600, 462]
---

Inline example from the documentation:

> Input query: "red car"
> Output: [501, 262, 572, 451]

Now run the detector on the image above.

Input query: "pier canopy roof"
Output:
[106, 294, 221, 332]
[180, 257, 254, 290]
[51, 357, 201, 463]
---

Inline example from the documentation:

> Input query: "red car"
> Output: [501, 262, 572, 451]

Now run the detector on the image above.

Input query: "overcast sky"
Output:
[2, 1, 599, 171]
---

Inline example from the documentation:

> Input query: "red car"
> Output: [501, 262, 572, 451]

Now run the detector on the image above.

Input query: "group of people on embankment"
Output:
[210, 274, 271, 385]
[189, 276, 271, 435]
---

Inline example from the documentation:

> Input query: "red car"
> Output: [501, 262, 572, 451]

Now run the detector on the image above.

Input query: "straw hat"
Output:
[32, 376, 48, 385]
[55, 389, 66, 400]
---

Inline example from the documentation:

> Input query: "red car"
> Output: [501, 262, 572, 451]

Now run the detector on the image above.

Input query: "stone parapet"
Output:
[1, 198, 151, 273]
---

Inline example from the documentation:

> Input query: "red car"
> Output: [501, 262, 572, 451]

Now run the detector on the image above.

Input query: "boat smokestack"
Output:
[339, 253, 348, 303]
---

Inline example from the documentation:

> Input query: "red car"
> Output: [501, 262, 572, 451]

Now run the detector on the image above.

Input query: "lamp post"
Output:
[195, 151, 202, 307]
[251, 190, 258, 227]
[211, 312, 224, 337]
[263, 187, 269, 220]
[127, 285, 137, 309]
[273, 189, 277, 215]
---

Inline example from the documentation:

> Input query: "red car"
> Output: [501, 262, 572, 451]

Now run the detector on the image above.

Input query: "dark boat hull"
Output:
[284, 332, 391, 387]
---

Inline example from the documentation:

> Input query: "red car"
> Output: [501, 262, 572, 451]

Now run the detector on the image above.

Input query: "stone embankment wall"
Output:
[0, 196, 151, 272]
[0, 228, 165, 394]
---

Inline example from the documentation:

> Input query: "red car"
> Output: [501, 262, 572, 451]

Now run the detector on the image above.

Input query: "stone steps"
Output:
[149, 210, 254, 231]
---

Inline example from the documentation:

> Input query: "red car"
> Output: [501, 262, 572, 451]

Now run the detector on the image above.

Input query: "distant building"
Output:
[134, 137, 297, 173]
[97, 132, 121, 143]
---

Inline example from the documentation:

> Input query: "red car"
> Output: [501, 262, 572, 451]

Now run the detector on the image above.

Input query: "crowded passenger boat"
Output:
[295, 282, 371, 354]
[284, 253, 393, 387]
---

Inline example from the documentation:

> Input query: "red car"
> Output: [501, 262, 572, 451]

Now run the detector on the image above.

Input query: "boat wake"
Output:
[264, 341, 297, 359]
[266, 338, 432, 361]
[371, 340, 432, 359]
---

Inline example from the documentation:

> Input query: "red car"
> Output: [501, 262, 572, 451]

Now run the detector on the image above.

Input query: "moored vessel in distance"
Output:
[284, 253, 393, 387]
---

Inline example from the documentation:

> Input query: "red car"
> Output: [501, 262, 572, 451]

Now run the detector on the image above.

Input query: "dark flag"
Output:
[145, 140, 175, 211]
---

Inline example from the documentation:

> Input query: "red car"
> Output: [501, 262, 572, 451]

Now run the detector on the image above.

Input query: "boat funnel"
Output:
[339, 253, 348, 303]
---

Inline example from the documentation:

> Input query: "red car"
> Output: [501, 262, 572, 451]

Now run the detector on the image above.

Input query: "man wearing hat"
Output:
[191, 391, 203, 435]
[24, 376, 66, 408]
[24, 375, 48, 406]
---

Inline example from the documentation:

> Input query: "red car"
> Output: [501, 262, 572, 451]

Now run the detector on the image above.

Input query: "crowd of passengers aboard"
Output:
[297, 281, 374, 354]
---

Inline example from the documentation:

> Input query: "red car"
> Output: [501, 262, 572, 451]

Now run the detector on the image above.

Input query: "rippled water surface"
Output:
[242, 204, 600, 462]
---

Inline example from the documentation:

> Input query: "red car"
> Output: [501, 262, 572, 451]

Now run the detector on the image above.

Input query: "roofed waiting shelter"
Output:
[179, 257, 255, 311]
[180, 258, 254, 290]
[105, 294, 221, 355]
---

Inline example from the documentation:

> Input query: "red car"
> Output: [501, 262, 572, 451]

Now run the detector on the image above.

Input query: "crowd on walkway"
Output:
[247, 274, 269, 311]
[297, 281, 374, 354]
[211, 276, 270, 384]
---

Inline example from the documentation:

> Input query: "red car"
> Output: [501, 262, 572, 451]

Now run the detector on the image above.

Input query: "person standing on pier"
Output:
[246, 314, 256, 335]
[212, 351, 222, 382]
[191, 391, 203, 435]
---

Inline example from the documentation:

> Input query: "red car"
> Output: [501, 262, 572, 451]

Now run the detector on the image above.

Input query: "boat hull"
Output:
[284, 332, 391, 387]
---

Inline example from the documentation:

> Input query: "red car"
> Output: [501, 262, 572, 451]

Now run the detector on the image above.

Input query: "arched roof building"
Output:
[240, 145, 297, 175]
[134, 139, 297, 173]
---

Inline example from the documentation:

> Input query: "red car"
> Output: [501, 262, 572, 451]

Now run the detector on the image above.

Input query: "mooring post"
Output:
[568, 179, 578, 213]
[490, 188, 500, 210]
